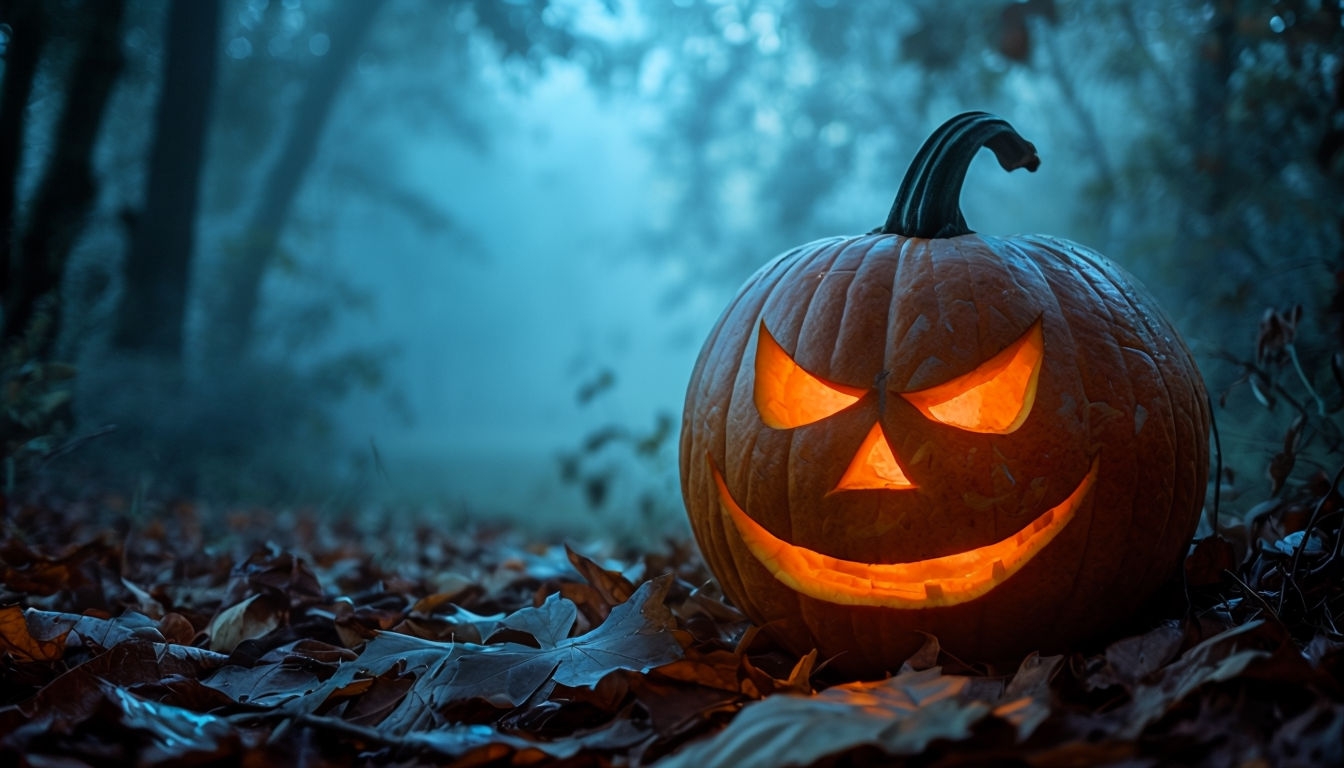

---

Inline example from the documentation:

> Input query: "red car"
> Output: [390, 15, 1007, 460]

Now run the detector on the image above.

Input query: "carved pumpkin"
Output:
[679, 112, 1210, 677]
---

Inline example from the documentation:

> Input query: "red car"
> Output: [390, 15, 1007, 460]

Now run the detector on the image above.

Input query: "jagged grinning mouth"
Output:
[709, 455, 1098, 609]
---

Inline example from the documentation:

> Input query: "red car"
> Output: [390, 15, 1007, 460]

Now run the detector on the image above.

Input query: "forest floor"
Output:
[1, 488, 1342, 767]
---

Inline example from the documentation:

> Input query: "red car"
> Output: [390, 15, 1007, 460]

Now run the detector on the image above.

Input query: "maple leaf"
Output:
[271, 575, 682, 733]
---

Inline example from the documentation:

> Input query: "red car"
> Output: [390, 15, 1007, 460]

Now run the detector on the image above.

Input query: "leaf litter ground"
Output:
[1, 493, 1342, 766]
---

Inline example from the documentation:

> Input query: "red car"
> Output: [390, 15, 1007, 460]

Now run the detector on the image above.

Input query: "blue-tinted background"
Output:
[5, 0, 1341, 544]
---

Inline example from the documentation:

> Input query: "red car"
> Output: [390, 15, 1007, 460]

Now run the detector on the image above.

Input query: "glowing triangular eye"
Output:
[754, 322, 865, 429]
[901, 320, 1044, 434]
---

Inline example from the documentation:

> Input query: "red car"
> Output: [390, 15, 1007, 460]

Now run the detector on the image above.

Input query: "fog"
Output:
[329, 64, 698, 527]
[315, 42, 1092, 533]
[7, 0, 1340, 543]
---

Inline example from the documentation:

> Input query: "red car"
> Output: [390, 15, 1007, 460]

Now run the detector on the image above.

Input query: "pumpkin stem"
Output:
[879, 112, 1040, 239]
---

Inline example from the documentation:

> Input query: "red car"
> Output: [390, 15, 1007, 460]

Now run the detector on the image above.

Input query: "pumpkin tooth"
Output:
[924, 582, 944, 600]
[1033, 509, 1055, 532]
[992, 560, 1007, 580]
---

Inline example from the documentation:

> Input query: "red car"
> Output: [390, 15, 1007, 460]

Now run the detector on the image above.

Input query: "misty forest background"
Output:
[3, 0, 1343, 546]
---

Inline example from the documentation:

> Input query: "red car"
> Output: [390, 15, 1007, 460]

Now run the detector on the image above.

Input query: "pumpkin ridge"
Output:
[952, 236, 986, 367]
[1045, 235, 1208, 592]
[691, 239, 820, 609]
[1022, 235, 1183, 629]
[1013, 238, 1101, 589]
[884, 236, 927, 383]
[996, 235, 1123, 634]
[799, 237, 874, 387]
[831, 236, 892, 379]
[757, 239, 854, 560]
[728, 429, 766, 608]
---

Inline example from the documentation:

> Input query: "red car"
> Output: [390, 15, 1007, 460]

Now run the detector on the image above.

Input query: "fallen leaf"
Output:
[1268, 701, 1344, 766]
[1086, 622, 1183, 693]
[994, 653, 1062, 739]
[566, 545, 636, 611]
[207, 593, 286, 653]
[0, 605, 67, 663]
[488, 589, 578, 647]
[658, 667, 991, 768]
[1121, 620, 1275, 738]
[104, 684, 239, 765]
[278, 575, 683, 735]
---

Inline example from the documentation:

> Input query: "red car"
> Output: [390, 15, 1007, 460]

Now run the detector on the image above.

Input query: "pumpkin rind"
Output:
[678, 114, 1210, 678]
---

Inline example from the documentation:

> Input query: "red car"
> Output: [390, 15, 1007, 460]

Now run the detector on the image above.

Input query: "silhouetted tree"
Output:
[1, 0, 125, 354]
[0, 0, 47, 314]
[112, 0, 221, 361]
[209, 0, 386, 361]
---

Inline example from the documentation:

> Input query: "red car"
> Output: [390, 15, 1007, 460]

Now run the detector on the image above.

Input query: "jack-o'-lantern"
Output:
[679, 112, 1210, 678]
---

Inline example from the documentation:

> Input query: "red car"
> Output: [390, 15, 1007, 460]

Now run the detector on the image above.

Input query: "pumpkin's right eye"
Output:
[754, 322, 865, 429]
[901, 319, 1044, 434]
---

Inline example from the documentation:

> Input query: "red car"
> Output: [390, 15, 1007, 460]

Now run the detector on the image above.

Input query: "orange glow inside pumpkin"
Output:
[902, 320, 1044, 434]
[710, 453, 1098, 608]
[831, 422, 915, 492]
[754, 321, 866, 429]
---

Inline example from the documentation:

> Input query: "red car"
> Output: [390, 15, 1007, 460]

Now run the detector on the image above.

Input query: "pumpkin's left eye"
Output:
[754, 322, 866, 429]
[901, 320, 1044, 434]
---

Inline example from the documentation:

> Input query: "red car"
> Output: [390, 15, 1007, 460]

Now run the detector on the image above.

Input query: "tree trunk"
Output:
[112, 0, 220, 360]
[209, 0, 385, 360]
[1190, 1, 1235, 219]
[0, 0, 48, 319]
[2, 0, 125, 353]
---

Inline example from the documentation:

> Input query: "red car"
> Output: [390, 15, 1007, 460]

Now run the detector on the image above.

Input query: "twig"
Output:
[1285, 343, 1329, 417]
[1280, 463, 1344, 612]
[1225, 568, 1281, 624]
[37, 423, 117, 470]
[1208, 392, 1222, 534]
[1213, 350, 1312, 423]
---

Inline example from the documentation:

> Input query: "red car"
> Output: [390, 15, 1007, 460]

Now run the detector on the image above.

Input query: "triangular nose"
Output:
[832, 423, 916, 492]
